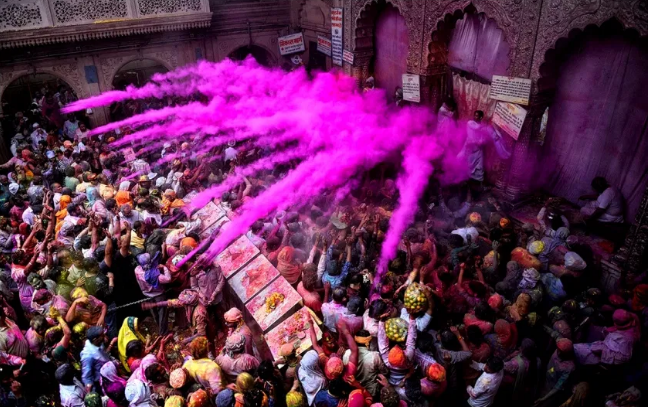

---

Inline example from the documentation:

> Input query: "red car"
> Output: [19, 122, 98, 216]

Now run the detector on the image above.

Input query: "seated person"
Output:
[579, 177, 626, 244]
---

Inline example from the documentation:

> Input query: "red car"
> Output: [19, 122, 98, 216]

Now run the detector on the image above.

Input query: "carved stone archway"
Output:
[350, 0, 427, 88]
[216, 36, 279, 67]
[530, 3, 647, 86]
[535, 18, 646, 104]
[100, 55, 175, 92]
[0, 65, 86, 113]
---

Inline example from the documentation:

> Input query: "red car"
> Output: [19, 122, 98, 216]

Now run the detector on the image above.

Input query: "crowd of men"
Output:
[0, 83, 644, 407]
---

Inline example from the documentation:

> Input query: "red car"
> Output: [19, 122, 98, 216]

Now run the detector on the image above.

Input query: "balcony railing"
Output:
[0, 0, 212, 47]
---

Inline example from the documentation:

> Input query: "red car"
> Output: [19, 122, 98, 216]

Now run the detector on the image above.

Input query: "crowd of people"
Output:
[0, 81, 645, 407]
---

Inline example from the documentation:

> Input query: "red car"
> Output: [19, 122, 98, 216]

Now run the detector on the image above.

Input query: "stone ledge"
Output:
[0, 12, 212, 49]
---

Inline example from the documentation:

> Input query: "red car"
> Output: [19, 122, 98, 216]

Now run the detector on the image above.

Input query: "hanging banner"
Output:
[317, 35, 332, 56]
[331, 7, 343, 66]
[402, 74, 420, 103]
[278, 33, 305, 55]
[492, 101, 527, 140]
[343, 50, 354, 65]
[489, 75, 532, 105]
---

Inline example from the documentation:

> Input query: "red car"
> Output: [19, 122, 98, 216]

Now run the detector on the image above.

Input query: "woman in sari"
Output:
[100, 361, 128, 407]
[297, 350, 327, 406]
[277, 246, 302, 285]
[117, 317, 146, 372]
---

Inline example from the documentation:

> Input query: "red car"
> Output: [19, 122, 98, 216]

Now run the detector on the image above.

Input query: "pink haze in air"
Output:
[63, 57, 474, 283]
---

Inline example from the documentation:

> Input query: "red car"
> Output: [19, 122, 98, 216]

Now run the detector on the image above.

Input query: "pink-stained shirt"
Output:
[296, 282, 322, 314]
[134, 265, 172, 298]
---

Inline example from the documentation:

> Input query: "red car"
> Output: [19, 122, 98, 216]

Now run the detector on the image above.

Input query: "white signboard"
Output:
[123, 147, 136, 162]
[331, 8, 343, 66]
[489, 75, 532, 105]
[317, 35, 332, 56]
[492, 101, 527, 140]
[278, 33, 305, 56]
[343, 50, 354, 65]
[402, 74, 420, 103]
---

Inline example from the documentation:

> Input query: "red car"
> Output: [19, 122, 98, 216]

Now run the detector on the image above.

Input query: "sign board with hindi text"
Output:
[123, 148, 136, 162]
[278, 33, 305, 55]
[317, 35, 332, 56]
[331, 8, 343, 66]
[489, 75, 532, 105]
[402, 74, 420, 103]
[343, 50, 354, 65]
[492, 102, 527, 140]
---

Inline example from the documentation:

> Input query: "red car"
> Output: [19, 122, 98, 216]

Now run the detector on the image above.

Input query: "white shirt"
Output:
[21, 207, 34, 226]
[596, 187, 624, 223]
[120, 210, 143, 227]
[467, 362, 503, 407]
[224, 147, 238, 162]
[74, 128, 89, 141]
[451, 226, 479, 243]
[31, 129, 47, 149]
[400, 307, 432, 332]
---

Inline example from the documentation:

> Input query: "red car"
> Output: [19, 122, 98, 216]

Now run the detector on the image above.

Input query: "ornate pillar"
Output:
[497, 92, 549, 202]
[350, 50, 373, 89]
[613, 189, 648, 287]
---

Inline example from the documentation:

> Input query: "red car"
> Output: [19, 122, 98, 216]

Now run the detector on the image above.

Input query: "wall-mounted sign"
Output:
[278, 33, 305, 56]
[331, 8, 343, 66]
[489, 75, 532, 105]
[317, 35, 332, 56]
[343, 50, 354, 65]
[492, 101, 527, 140]
[402, 74, 420, 103]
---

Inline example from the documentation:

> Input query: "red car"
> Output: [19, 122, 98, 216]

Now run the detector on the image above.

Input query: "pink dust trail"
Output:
[64, 57, 474, 286]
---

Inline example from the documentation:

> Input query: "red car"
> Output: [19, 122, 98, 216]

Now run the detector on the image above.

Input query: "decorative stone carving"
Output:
[0, 1, 43, 30]
[52, 0, 128, 25]
[531, 0, 647, 83]
[154, 51, 179, 69]
[136, 0, 202, 16]
[99, 56, 127, 91]
[352, 0, 427, 73]
[45, 63, 87, 98]
[297, 0, 332, 33]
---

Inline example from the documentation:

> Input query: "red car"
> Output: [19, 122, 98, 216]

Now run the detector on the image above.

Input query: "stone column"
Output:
[350, 50, 373, 89]
[497, 94, 549, 202]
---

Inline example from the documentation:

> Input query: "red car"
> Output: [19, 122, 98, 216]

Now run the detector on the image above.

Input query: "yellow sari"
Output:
[117, 317, 146, 371]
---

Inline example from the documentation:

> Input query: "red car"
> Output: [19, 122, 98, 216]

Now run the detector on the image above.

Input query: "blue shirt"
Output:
[321, 246, 351, 290]
[80, 340, 111, 386]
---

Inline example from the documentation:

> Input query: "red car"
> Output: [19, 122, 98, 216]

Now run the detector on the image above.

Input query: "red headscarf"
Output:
[277, 246, 301, 285]
[494, 319, 518, 349]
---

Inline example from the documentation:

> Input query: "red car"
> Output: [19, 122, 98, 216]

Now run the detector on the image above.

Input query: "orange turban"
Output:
[468, 212, 482, 223]
[324, 356, 344, 380]
[426, 363, 446, 382]
[500, 218, 511, 228]
[388, 345, 407, 368]
[180, 237, 198, 249]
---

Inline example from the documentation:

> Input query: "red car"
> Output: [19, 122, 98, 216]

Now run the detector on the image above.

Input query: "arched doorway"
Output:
[536, 20, 647, 224]
[0, 74, 78, 155]
[110, 59, 169, 121]
[228, 45, 273, 67]
[371, 2, 408, 99]
[112, 59, 169, 90]
[1, 73, 77, 119]
[427, 5, 511, 118]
